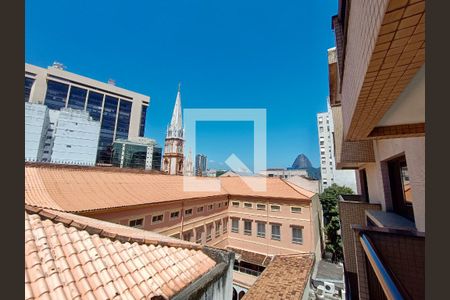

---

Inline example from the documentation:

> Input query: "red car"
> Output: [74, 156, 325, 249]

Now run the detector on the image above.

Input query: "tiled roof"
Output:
[242, 254, 315, 300]
[25, 164, 311, 213]
[25, 206, 217, 300]
[227, 247, 272, 267]
[220, 177, 311, 200]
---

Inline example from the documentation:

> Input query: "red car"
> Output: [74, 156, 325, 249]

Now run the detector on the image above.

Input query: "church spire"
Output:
[167, 83, 183, 139]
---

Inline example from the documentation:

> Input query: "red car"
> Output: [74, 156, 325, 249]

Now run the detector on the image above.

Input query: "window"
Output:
[184, 208, 193, 216]
[319, 127, 324, 133]
[206, 224, 213, 241]
[170, 211, 180, 219]
[232, 201, 239, 207]
[218, 203, 222, 208]
[139, 105, 148, 137]
[86, 91, 103, 121]
[257, 222, 266, 238]
[359, 168, 369, 202]
[292, 226, 303, 244]
[24, 77, 35, 102]
[256, 204, 266, 211]
[320, 141, 324, 145]
[208, 204, 214, 210]
[115, 100, 133, 140]
[223, 218, 228, 233]
[197, 206, 204, 213]
[129, 218, 144, 228]
[215, 221, 221, 237]
[44, 80, 69, 110]
[270, 205, 281, 212]
[291, 207, 302, 214]
[66, 145, 72, 148]
[183, 230, 193, 242]
[271, 224, 281, 241]
[152, 214, 163, 224]
[67, 86, 88, 111]
[231, 219, 239, 233]
[196, 228, 203, 244]
[244, 202, 252, 209]
[97, 95, 119, 163]
[387, 155, 414, 221]
[244, 220, 252, 235]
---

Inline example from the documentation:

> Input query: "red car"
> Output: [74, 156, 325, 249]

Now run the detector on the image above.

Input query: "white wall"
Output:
[51, 108, 101, 165]
[25, 103, 49, 161]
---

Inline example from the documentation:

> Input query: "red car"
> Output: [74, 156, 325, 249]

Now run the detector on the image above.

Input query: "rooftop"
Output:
[25, 163, 312, 213]
[25, 205, 217, 300]
[242, 254, 315, 300]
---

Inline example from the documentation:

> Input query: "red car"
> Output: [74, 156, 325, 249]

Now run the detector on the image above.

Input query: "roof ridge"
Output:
[24, 204, 203, 251]
[280, 178, 313, 198]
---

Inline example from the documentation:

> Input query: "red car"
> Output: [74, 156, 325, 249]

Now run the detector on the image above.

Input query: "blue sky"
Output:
[26, 0, 337, 170]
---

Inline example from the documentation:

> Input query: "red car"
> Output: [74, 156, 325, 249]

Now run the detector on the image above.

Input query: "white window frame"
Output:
[184, 208, 193, 216]
[243, 220, 252, 236]
[290, 206, 302, 214]
[243, 202, 253, 209]
[232, 201, 240, 207]
[151, 214, 164, 224]
[197, 206, 204, 213]
[129, 217, 144, 228]
[256, 203, 266, 211]
[231, 218, 239, 233]
[270, 204, 281, 212]
[292, 226, 303, 244]
[271, 224, 281, 241]
[170, 210, 180, 220]
[257, 222, 266, 238]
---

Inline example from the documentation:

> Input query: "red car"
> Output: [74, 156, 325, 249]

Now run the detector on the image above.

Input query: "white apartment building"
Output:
[25, 62, 150, 164]
[25, 103, 101, 165]
[317, 103, 357, 193]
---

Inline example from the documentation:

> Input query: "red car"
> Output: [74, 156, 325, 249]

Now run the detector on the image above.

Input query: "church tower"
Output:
[163, 84, 184, 175]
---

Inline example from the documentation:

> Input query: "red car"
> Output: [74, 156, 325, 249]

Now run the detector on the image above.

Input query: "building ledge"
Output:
[365, 210, 416, 231]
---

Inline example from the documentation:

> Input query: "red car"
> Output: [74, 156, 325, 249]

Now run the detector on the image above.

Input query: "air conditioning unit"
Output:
[324, 282, 335, 294]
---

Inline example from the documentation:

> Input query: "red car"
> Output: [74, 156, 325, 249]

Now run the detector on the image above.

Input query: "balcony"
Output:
[352, 226, 424, 300]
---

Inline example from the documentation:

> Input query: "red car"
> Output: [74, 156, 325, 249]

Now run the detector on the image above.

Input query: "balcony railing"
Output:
[353, 226, 424, 300]
[233, 265, 262, 277]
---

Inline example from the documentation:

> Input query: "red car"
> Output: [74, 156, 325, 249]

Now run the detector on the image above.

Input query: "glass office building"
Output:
[111, 138, 162, 171]
[25, 63, 150, 164]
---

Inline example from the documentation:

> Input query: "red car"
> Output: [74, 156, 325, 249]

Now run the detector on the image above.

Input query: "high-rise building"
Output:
[163, 85, 184, 175]
[25, 63, 150, 164]
[328, 1, 425, 299]
[195, 154, 207, 176]
[111, 137, 162, 171]
[317, 94, 357, 192]
[25, 102, 101, 165]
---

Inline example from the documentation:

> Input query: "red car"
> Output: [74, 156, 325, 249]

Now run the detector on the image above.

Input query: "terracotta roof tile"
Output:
[242, 254, 315, 300]
[25, 164, 311, 213]
[24, 207, 217, 300]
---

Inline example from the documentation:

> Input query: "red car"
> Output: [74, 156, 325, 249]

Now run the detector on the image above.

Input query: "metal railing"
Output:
[233, 265, 262, 277]
[359, 233, 404, 300]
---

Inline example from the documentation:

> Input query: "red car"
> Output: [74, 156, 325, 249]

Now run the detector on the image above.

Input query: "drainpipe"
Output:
[181, 199, 185, 240]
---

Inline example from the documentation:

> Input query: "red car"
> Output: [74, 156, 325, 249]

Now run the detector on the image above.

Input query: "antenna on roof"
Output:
[108, 79, 116, 86]
[51, 61, 66, 70]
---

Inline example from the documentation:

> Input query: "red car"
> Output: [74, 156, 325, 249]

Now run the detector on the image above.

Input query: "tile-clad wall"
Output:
[341, 0, 389, 138]
[338, 201, 381, 273]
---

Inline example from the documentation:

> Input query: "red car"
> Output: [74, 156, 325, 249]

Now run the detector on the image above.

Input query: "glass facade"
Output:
[97, 96, 118, 163]
[86, 91, 104, 121]
[112, 143, 147, 169]
[139, 105, 147, 137]
[24, 77, 35, 102]
[44, 80, 69, 110]
[152, 147, 162, 171]
[115, 100, 133, 140]
[67, 86, 88, 111]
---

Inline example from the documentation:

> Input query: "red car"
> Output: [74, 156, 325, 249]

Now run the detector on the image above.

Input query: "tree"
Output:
[319, 183, 353, 262]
